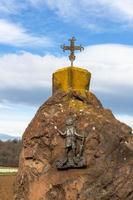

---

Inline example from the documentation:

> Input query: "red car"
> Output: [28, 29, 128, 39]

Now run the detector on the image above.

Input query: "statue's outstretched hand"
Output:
[54, 126, 65, 136]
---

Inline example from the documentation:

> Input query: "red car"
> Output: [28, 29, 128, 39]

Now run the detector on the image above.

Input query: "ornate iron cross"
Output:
[61, 37, 84, 67]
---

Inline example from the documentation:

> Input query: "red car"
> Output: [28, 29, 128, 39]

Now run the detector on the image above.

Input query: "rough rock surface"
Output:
[15, 91, 133, 200]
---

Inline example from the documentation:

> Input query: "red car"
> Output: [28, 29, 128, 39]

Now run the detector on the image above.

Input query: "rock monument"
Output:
[15, 37, 133, 200]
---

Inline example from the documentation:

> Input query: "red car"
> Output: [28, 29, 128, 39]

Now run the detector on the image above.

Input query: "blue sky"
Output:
[0, 0, 133, 136]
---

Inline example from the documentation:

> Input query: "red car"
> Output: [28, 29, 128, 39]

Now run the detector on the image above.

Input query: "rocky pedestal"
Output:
[15, 89, 133, 200]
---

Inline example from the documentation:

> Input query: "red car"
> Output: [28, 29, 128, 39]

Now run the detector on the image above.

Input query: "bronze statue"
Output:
[55, 117, 86, 169]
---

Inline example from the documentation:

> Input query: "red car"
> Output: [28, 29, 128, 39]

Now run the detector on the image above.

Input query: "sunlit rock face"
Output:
[15, 90, 133, 200]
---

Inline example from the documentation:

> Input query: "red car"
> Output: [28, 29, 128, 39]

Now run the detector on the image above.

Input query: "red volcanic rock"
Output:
[15, 91, 133, 200]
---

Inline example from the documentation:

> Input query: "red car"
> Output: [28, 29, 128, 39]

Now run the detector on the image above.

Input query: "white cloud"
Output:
[0, 103, 12, 110]
[0, 102, 36, 136]
[1, 1, 133, 32]
[1, 0, 133, 32]
[28, 0, 45, 6]
[28, 0, 133, 30]
[0, 119, 28, 136]
[115, 114, 133, 129]
[0, 0, 20, 14]
[0, 19, 52, 47]
[0, 43, 133, 136]
[106, 0, 133, 21]
[0, 43, 133, 92]
[0, 52, 68, 89]
[76, 44, 133, 91]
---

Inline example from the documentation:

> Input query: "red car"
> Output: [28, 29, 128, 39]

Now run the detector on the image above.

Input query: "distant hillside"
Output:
[0, 139, 22, 167]
[0, 133, 21, 141]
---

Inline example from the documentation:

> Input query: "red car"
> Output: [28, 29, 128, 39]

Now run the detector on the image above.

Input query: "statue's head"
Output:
[66, 117, 74, 126]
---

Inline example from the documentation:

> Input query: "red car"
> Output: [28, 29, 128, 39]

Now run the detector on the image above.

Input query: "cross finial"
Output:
[61, 37, 84, 67]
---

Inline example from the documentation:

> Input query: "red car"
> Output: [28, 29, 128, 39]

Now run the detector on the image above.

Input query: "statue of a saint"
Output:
[55, 117, 86, 169]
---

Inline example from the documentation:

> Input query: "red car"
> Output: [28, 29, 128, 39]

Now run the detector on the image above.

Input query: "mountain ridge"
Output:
[0, 133, 21, 141]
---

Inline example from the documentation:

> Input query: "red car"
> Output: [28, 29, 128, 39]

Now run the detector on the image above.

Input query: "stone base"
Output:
[55, 156, 86, 170]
